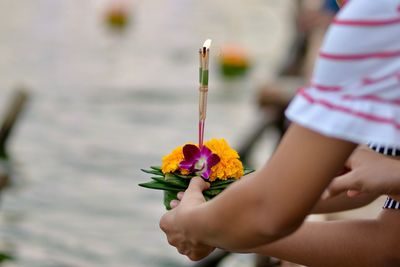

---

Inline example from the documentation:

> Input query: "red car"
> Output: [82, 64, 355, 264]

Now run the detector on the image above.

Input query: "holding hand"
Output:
[323, 146, 400, 199]
[159, 177, 215, 261]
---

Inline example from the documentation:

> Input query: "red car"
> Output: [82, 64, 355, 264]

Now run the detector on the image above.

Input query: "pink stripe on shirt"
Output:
[319, 50, 400, 60]
[341, 94, 400, 106]
[362, 71, 400, 85]
[286, 0, 400, 145]
[310, 83, 343, 92]
[332, 17, 400, 26]
[298, 90, 400, 129]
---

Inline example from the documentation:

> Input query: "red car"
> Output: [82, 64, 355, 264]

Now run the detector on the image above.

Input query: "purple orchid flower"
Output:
[179, 144, 220, 179]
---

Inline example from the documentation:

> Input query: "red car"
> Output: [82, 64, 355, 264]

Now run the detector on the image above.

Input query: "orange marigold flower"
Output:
[204, 138, 244, 181]
[161, 146, 184, 174]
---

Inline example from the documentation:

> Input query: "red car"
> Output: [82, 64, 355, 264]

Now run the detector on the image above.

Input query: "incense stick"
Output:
[198, 39, 211, 147]
[198, 47, 205, 148]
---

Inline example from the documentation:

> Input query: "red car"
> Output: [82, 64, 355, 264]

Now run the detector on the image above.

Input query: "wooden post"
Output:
[0, 88, 29, 191]
[0, 89, 29, 158]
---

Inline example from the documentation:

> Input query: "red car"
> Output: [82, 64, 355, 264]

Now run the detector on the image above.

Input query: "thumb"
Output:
[181, 177, 210, 206]
[186, 177, 210, 193]
[323, 172, 358, 199]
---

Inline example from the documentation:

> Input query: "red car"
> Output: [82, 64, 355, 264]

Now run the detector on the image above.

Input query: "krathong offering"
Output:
[104, 0, 131, 31]
[139, 40, 254, 210]
[219, 44, 250, 78]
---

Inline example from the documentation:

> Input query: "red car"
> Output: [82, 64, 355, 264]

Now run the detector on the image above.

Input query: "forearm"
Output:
[185, 173, 291, 250]
[311, 192, 379, 214]
[246, 210, 400, 267]
[181, 124, 356, 250]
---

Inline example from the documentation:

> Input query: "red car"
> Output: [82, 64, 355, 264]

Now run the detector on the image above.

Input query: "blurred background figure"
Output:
[258, 0, 339, 111]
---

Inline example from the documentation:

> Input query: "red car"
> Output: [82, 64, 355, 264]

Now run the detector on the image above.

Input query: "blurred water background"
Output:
[0, 0, 294, 266]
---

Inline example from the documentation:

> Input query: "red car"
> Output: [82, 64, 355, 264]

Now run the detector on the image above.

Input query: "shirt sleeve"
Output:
[285, 0, 400, 147]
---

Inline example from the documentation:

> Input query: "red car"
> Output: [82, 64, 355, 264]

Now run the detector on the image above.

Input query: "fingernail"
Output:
[170, 200, 179, 208]
[177, 192, 184, 200]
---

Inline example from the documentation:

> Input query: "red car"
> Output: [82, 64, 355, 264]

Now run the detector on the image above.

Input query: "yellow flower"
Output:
[220, 45, 250, 67]
[161, 146, 184, 174]
[161, 146, 189, 175]
[204, 139, 244, 181]
[161, 138, 244, 181]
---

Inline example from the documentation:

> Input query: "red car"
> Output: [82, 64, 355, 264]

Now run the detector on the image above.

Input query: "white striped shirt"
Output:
[286, 0, 400, 147]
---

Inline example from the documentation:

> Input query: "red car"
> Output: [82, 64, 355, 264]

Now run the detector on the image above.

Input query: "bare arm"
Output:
[160, 123, 356, 260]
[247, 210, 400, 267]
[311, 191, 379, 214]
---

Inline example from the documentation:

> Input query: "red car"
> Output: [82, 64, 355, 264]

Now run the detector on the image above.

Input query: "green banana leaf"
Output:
[141, 168, 163, 176]
[140, 166, 255, 210]
[164, 173, 191, 187]
[164, 191, 178, 210]
[150, 177, 187, 189]
[209, 179, 236, 187]
[150, 166, 162, 171]
[204, 189, 223, 197]
[138, 181, 182, 192]
[244, 167, 255, 175]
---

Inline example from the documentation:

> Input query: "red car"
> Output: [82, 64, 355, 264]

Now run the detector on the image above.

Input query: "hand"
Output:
[323, 146, 400, 199]
[159, 177, 215, 261]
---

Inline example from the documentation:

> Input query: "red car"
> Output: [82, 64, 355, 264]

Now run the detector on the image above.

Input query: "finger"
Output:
[177, 191, 185, 200]
[344, 146, 363, 169]
[187, 246, 215, 261]
[159, 212, 173, 234]
[185, 177, 210, 193]
[336, 166, 351, 176]
[170, 199, 180, 209]
[323, 172, 358, 199]
[181, 177, 209, 206]
[321, 190, 331, 200]
[177, 246, 189, 255]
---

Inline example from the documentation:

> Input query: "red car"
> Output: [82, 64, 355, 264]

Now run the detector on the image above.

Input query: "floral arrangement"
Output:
[104, 0, 131, 31]
[139, 40, 254, 209]
[139, 139, 253, 210]
[219, 44, 251, 78]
